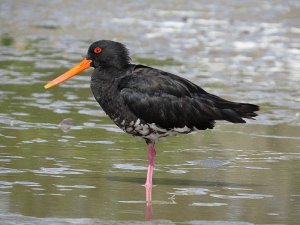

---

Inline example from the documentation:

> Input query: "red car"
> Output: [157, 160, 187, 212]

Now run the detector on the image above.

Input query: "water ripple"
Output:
[31, 167, 91, 176]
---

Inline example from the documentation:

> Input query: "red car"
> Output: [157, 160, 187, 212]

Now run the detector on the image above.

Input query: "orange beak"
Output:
[44, 59, 92, 89]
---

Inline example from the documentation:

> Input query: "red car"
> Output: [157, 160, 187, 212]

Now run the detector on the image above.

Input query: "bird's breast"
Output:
[115, 117, 194, 143]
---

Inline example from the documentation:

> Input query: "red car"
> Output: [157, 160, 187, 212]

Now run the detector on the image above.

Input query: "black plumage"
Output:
[45, 40, 259, 187]
[88, 40, 259, 143]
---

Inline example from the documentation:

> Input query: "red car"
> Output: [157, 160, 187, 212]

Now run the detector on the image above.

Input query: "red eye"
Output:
[94, 47, 102, 54]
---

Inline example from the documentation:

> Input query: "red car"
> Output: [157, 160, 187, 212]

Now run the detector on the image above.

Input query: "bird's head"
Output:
[87, 40, 130, 68]
[44, 40, 130, 89]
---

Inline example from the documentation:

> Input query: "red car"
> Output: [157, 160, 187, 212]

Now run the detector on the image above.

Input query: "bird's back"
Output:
[119, 65, 258, 126]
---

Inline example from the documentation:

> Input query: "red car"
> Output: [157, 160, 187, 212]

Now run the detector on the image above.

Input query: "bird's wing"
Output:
[118, 65, 218, 130]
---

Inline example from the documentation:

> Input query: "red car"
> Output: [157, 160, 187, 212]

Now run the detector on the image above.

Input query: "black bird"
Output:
[45, 40, 259, 188]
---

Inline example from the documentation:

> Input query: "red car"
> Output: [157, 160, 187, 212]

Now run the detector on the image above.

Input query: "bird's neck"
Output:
[90, 67, 127, 121]
[93, 66, 129, 80]
[90, 66, 125, 101]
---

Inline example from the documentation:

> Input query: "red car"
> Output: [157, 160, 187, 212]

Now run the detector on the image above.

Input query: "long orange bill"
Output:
[44, 59, 92, 89]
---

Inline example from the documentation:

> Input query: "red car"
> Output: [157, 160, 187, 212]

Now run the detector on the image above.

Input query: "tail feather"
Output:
[237, 103, 259, 119]
[222, 103, 259, 123]
[204, 94, 259, 123]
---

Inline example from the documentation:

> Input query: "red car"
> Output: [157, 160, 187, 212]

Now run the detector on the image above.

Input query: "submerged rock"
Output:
[58, 118, 74, 132]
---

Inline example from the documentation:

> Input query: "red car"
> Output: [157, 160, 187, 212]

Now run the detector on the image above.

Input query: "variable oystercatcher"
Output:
[44, 40, 259, 188]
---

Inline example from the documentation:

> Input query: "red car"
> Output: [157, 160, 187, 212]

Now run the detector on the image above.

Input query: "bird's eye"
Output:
[94, 47, 102, 54]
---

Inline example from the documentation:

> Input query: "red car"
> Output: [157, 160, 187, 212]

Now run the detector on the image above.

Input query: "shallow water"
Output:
[0, 1, 300, 224]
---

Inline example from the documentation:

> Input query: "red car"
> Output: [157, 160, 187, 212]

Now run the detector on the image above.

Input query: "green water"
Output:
[1, 1, 300, 224]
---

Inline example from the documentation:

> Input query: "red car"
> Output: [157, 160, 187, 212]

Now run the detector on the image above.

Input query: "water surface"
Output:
[0, 1, 300, 224]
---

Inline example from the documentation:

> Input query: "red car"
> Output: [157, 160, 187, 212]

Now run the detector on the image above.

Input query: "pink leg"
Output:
[145, 143, 156, 188]
[145, 186, 153, 220]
